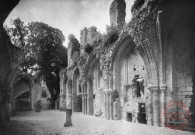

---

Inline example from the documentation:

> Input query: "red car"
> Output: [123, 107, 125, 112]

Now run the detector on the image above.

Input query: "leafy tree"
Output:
[5, 18, 36, 72]
[6, 18, 68, 101]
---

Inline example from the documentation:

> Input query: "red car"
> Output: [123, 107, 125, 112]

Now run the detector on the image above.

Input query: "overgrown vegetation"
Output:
[131, 0, 145, 14]
[102, 25, 119, 47]
[5, 18, 68, 101]
[84, 43, 93, 54]
[68, 34, 80, 54]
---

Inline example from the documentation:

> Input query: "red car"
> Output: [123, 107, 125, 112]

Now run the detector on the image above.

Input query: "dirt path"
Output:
[2, 110, 195, 135]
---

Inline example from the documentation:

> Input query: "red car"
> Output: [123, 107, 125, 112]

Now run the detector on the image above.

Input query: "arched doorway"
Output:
[83, 55, 102, 116]
[14, 78, 32, 111]
[112, 37, 148, 124]
[72, 68, 82, 112]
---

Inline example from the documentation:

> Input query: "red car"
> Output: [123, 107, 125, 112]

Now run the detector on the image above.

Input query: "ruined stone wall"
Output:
[67, 38, 80, 68]
[161, 0, 195, 126]
[0, 0, 20, 130]
[61, 0, 195, 130]
[129, 0, 195, 128]
[80, 26, 101, 48]
[59, 68, 66, 110]
[109, 0, 126, 29]
[93, 63, 104, 116]
[33, 77, 51, 110]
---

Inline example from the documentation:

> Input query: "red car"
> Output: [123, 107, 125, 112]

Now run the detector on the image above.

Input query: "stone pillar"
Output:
[87, 81, 93, 115]
[82, 83, 87, 115]
[146, 86, 153, 126]
[103, 78, 109, 119]
[151, 85, 160, 127]
[105, 92, 110, 120]
[60, 74, 66, 111]
[85, 94, 87, 114]
[160, 84, 167, 127]
[64, 80, 73, 127]
[109, 91, 113, 120]
[104, 91, 113, 120]
[66, 80, 72, 109]
[82, 94, 85, 114]
[104, 92, 107, 118]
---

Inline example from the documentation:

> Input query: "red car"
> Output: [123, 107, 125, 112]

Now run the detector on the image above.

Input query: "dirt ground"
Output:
[2, 110, 195, 135]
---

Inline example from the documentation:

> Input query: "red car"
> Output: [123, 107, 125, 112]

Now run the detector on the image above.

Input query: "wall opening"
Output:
[138, 103, 147, 124]
[73, 68, 82, 112]
[126, 113, 132, 122]
[15, 91, 31, 111]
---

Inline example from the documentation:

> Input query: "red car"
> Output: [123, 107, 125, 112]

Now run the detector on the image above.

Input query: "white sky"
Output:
[4, 0, 134, 47]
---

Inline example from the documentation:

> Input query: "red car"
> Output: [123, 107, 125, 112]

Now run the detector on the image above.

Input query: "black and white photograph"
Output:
[0, 0, 195, 134]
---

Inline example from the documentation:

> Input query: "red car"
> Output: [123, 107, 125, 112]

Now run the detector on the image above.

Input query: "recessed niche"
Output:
[126, 113, 132, 122]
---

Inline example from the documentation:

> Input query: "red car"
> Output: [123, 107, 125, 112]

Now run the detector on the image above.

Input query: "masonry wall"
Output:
[109, 0, 126, 29]
[162, 0, 195, 126]
[59, 69, 66, 110]
[60, 0, 195, 131]
[93, 64, 104, 117]
[80, 26, 101, 48]
[0, 0, 20, 131]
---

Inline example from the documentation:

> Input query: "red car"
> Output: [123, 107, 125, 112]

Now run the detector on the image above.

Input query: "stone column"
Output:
[66, 80, 72, 109]
[160, 84, 167, 127]
[103, 78, 109, 119]
[60, 76, 66, 111]
[109, 91, 113, 120]
[105, 91, 111, 120]
[104, 90, 113, 120]
[106, 92, 110, 119]
[151, 85, 160, 127]
[64, 80, 73, 127]
[146, 86, 153, 126]
[85, 94, 87, 114]
[82, 83, 87, 115]
[87, 81, 93, 115]
[104, 92, 107, 119]
[82, 94, 84, 114]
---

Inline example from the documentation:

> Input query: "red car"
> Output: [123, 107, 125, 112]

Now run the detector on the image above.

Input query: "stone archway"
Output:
[13, 78, 33, 111]
[72, 68, 82, 112]
[112, 37, 148, 124]
[83, 55, 102, 116]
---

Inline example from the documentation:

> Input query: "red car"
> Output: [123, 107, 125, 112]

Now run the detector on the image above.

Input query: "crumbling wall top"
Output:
[80, 26, 101, 48]
[109, 0, 126, 29]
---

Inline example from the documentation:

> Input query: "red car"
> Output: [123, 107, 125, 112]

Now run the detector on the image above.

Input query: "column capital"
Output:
[147, 85, 159, 91]
[104, 90, 112, 94]
[160, 84, 167, 92]
[123, 84, 130, 87]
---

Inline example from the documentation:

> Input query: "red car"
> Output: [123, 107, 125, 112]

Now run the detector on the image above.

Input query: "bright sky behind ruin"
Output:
[4, 0, 134, 47]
